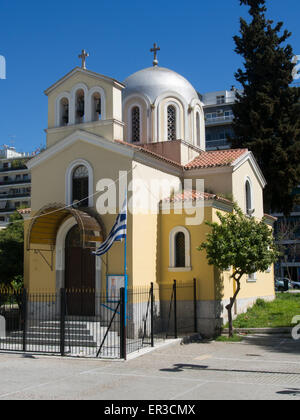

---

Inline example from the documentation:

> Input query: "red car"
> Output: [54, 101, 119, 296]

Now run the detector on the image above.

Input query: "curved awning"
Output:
[27, 203, 104, 250]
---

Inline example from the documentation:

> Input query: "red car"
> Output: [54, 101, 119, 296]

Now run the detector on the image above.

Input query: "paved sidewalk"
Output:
[0, 335, 300, 400]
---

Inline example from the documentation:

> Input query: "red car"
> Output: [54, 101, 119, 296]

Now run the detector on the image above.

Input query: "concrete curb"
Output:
[126, 339, 181, 360]
[222, 327, 292, 335]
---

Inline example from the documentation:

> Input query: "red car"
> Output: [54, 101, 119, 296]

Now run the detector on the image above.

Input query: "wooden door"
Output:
[65, 225, 95, 316]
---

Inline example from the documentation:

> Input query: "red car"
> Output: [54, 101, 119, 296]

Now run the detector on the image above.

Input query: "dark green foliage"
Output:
[198, 205, 279, 275]
[0, 211, 24, 287]
[231, 0, 300, 214]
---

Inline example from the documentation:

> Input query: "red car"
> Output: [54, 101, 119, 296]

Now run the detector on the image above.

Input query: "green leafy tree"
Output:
[198, 205, 279, 337]
[231, 0, 300, 214]
[0, 211, 24, 288]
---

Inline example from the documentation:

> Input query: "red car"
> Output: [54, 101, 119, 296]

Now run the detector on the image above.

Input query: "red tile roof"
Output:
[17, 208, 31, 214]
[114, 140, 182, 168]
[264, 213, 277, 222]
[115, 141, 248, 173]
[162, 190, 232, 204]
[184, 149, 248, 170]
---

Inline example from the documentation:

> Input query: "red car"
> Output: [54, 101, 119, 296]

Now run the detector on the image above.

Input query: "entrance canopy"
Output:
[27, 203, 103, 250]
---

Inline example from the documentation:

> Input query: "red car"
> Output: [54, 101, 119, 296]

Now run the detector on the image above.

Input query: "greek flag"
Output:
[93, 199, 127, 256]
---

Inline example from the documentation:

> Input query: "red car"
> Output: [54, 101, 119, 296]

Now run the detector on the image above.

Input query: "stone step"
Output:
[0, 336, 99, 347]
[1, 319, 120, 348]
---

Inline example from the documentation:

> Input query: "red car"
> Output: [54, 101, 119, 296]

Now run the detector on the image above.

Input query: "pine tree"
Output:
[231, 0, 300, 215]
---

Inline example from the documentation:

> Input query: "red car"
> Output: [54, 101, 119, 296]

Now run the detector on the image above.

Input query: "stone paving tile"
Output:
[0, 335, 300, 399]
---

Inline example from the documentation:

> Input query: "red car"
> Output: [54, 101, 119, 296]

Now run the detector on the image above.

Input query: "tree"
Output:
[198, 204, 279, 337]
[0, 211, 24, 288]
[275, 216, 300, 280]
[231, 0, 300, 215]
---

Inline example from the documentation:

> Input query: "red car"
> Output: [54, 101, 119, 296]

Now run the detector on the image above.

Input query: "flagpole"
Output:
[124, 190, 128, 326]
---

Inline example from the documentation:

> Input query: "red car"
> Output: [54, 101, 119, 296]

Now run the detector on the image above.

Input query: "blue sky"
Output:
[0, 0, 299, 153]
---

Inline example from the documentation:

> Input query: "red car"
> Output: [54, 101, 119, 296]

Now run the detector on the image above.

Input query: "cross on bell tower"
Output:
[78, 49, 89, 70]
[150, 43, 160, 67]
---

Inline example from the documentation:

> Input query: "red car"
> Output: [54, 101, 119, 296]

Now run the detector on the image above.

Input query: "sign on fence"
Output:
[0, 315, 6, 338]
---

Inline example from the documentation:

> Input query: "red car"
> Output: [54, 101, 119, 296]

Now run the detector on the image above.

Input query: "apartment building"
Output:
[0, 146, 31, 228]
[201, 88, 239, 150]
[201, 85, 300, 282]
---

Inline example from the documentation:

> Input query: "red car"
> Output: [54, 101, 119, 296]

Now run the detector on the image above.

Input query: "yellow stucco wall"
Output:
[191, 169, 233, 199]
[25, 138, 134, 292]
[211, 208, 275, 302]
[158, 204, 275, 305]
[159, 206, 215, 300]
[30, 140, 131, 211]
[130, 161, 182, 287]
[123, 97, 148, 143]
[232, 159, 264, 219]
[189, 158, 265, 220]
[46, 70, 124, 148]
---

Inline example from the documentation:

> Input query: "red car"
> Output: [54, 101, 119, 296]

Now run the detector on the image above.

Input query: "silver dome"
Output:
[123, 66, 199, 104]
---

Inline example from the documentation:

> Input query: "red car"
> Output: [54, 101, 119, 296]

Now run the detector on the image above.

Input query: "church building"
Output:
[22, 47, 276, 336]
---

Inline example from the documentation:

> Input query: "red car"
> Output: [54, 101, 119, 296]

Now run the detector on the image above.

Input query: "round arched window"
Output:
[72, 165, 89, 207]
[131, 106, 140, 143]
[196, 112, 201, 146]
[167, 105, 177, 141]
[59, 97, 69, 126]
[245, 180, 252, 215]
[175, 231, 186, 268]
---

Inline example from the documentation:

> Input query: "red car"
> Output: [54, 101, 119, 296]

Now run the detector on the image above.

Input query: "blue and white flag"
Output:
[93, 199, 127, 256]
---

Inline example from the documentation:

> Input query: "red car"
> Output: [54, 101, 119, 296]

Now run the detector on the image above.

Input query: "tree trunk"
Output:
[225, 274, 242, 338]
[226, 298, 234, 337]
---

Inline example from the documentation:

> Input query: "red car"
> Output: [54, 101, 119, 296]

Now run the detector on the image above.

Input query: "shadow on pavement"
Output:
[277, 388, 300, 396]
[240, 334, 300, 355]
[160, 363, 300, 376]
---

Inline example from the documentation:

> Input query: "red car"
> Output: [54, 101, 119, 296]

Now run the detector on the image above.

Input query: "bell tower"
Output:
[44, 51, 125, 148]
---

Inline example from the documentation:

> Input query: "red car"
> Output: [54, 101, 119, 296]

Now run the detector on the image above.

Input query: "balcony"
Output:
[0, 165, 28, 173]
[0, 207, 17, 213]
[205, 115, 234, 126]
[0, 179, 31, 186]
[0, 192, 31, 200]
[206, 139, 231, 150]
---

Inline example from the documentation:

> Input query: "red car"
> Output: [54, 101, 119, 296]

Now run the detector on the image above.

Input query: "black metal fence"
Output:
[0, 280, 198, 359]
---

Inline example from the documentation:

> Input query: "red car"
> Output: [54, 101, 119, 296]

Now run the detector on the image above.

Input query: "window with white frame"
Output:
[196, 112, 201, 146]
[245, 179, 253, 215]
[131, 106, 140, 142]
[66, 160, 93, 208]
[167, 105, 177, 141]
[248, 272, 257, 282]
[175, 232, 185, 267]
[72, 165, 89, 207]
[75, 89, 85, 124]
[91, 92, 101, 121]
[169, 226, 191, 270]
[59, 97, 69, 126]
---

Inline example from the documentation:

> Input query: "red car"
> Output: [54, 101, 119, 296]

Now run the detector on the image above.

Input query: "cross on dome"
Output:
[150, 43, 160, 67]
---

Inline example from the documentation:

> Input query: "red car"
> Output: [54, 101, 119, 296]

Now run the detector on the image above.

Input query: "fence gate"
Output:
[0, 280, 198, 358]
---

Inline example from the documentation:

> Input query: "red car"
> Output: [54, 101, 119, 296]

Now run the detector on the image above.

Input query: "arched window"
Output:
[131, 106, 140, 142]
[91, 92, 101, 121]
[75, 89, 85, 124]
[245, 179, 252, 215]
[196, 112, 200, 146]
[59, 97, 69, 126]
[72, 165, 89, 207]
[169, 226, 191, 271]
[175, 232, 185, 268]
[167, 105, 176, 141]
